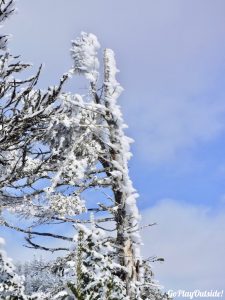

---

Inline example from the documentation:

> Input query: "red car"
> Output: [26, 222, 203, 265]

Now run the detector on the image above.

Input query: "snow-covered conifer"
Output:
[16, 256, 62, 298]
[64, 219, 127, 300]
[0, 237, 27, 299]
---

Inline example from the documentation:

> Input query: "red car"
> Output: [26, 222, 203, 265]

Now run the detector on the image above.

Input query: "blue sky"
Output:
[2, 0, 225, 297]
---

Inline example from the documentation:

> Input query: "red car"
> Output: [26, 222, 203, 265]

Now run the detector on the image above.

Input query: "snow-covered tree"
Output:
[0, 0, 71, 210]
[10, 33, 169, 299]
[0, 237, 27, 299]
[16, 256, 62, 297]
[0, 2, 170, 299]
[0, 1, 71, 298]
[51, 217, 128, 300]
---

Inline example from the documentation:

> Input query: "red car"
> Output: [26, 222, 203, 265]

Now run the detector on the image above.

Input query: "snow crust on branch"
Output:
[48, 194, 86, 217]
[0, 0, 15, 50]
[104, 48, 141, 259]
[71, 32, 100, 83]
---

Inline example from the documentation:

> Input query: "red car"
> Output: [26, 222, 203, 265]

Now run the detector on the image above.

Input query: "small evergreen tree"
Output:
[67, 220, 127, 300]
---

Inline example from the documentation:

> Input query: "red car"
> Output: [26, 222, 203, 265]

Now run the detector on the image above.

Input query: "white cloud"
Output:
[141, 199, 225, 294]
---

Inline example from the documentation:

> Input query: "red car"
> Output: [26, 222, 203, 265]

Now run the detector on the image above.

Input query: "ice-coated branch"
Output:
[1, 220, 73, 241]
[24, 237, 69, 253]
